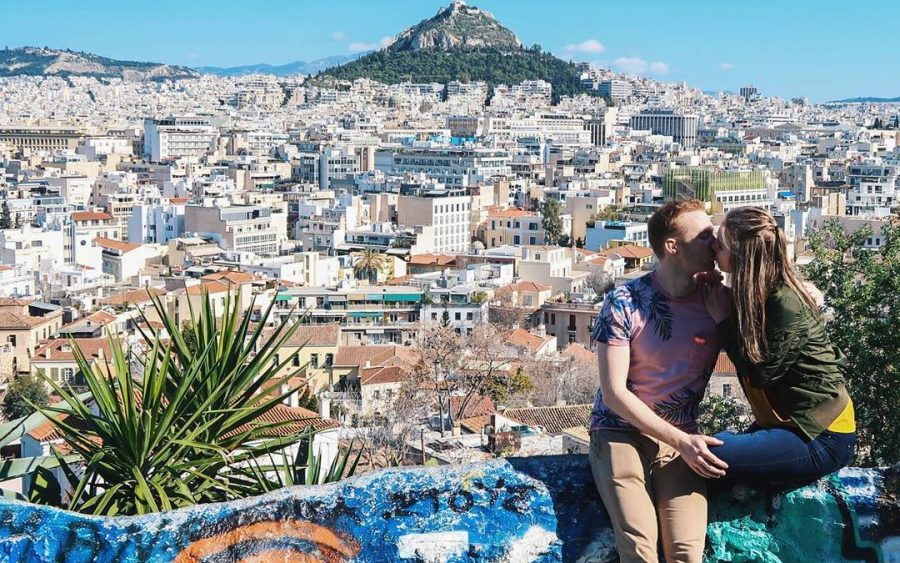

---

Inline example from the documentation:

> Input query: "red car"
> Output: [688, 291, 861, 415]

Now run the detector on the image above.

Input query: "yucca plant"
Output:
[0, 409, 80, 503]
[36, 289, 318, 515]
[248, 437, 362, 492]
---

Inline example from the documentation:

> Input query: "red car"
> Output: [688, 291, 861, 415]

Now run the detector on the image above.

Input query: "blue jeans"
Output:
[710, 426, 856, 485]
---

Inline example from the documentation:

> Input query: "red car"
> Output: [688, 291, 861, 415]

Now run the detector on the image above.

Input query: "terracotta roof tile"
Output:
[502, 404, 592, 435]
[487, 207, 538, 219]
[200, 271, 257, 285]
[408, 253, 457, 266]
[505, 328, 554, 354]
[72, 211, 114, 222]
[599, 244, 654, 260]
[102, 288, 166, 308]
[282, 324, 340, 348]
[360, 365, 409, 385]
[713, 351, 737, 374]
[32, 338, 114, 363]
[450, 395, 495, 419]
[93, 237, 142, 253]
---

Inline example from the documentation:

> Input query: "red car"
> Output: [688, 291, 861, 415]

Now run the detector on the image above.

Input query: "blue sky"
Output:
[1, 0, 897, 101]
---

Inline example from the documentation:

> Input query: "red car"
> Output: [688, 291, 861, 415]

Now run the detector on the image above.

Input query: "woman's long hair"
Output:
[722, 207, 819, 363]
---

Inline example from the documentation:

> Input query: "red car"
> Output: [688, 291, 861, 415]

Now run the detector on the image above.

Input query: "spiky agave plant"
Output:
[37, 289, 317, 515]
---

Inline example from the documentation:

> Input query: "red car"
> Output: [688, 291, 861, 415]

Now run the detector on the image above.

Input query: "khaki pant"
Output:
[589, 429, 707, 563]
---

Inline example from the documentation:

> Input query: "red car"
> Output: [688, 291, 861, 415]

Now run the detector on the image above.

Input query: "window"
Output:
[311, 354, 319, 368]
[6, 335, 15, 347]
[62, 368, 74, 383]
[373, 390, 381, 400]
[722, 383, 733, 397]
[325, 354, 333, 367]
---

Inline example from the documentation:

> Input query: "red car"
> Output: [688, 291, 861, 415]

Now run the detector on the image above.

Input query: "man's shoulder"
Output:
[605, 273, 654, 301]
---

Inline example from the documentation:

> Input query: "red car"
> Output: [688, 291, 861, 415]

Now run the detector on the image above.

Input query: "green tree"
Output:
[2, 376, 48, 420]
[593, 205, 625, 223]
[0, 201, 11, 230]
[697, 394, 748, 435]
[804, 218, 900, 466]
[541, 198, 564, 246]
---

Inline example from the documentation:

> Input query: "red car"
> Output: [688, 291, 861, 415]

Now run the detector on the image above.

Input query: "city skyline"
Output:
[1, 0, 898, 102]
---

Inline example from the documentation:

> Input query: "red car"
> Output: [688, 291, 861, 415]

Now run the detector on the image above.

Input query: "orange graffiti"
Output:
[173, 520, 360, 563]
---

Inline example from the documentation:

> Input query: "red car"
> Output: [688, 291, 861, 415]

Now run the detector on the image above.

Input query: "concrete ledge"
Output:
[0, 455, 896, 562]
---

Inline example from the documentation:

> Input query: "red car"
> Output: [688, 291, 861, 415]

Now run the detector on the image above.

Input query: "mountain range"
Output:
[826, 96, 900, 104]
[196, 54, 365, 77]
[0, 46, 197, 81]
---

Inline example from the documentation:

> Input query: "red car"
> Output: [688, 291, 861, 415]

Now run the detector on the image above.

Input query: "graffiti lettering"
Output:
[382, 478, 536, 519]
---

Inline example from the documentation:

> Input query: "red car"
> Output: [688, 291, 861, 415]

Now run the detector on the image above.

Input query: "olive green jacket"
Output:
[715, 284, 850, 440]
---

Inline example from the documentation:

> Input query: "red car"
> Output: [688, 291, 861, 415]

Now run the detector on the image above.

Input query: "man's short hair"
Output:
[647, 199, 706, 258]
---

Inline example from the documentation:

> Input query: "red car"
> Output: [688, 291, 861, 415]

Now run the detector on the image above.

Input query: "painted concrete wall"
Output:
[0, 456, 896, 562]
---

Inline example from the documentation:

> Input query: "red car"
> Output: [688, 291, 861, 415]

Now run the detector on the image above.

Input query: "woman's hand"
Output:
[701, 283, 731, 324]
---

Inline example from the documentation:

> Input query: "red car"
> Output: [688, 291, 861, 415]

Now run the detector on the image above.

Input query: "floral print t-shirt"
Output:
[590, 272, 720, 433]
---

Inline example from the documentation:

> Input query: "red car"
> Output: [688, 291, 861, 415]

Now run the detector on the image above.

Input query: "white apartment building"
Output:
[46, 175, 92, 208]
[239, 252, 340, 287]
[846, 162, 898, 217]
[630, 109, 699, 148]
[128, 200, 186, 244]
[0, 225, 65, 273]
[518, 246, 587, 296]
[143, 117, 219, 163]
[293, 147, 359, 189]
[598, 80, 633, 103]
[0, 264, 35, 297]
[184, 205, 278, 256]
[69, 211, 120, 267]
[375, 147, 511, 187]
[396, 187, 473, 253]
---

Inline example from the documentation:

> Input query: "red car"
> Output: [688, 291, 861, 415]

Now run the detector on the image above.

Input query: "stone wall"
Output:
[0, 455, 896, 562]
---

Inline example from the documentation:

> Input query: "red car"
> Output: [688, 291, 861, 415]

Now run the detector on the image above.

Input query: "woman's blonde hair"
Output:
[722, 207, 818, 363]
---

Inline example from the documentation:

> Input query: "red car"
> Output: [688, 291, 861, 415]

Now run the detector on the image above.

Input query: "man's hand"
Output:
[676, 434, 728, 478]
[701, 283, 731, 324]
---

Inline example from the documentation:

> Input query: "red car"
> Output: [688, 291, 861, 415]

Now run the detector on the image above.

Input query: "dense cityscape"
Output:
[0, 3, 897, 558]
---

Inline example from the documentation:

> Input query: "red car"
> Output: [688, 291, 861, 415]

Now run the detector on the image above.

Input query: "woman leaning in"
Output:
[702, 206, 856, 483]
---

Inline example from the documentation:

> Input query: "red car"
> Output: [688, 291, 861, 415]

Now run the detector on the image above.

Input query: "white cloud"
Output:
[614, 57, 669, 75]
[348, 36, 393, 53]
[564, 39, 605, 54]
[186, 52, 199, 60]
[720, 62, 736, 70]
[330, 31, 346, 41]
[648, 61, 670, 74]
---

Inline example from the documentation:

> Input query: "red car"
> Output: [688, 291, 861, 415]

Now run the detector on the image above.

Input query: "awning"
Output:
[366, 294, 385, 301]
[275, 294, 294, 302]
[349, 311, 382, 318]
[383, 294, 421, 302]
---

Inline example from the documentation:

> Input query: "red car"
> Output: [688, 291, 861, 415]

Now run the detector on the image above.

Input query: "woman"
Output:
[702, 206, 855, 484]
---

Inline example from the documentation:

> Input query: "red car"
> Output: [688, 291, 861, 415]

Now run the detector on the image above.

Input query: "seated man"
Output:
[589, 199, 728, 562]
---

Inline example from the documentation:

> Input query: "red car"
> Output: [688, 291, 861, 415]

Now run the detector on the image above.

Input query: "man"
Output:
[590, 199, 728, 562]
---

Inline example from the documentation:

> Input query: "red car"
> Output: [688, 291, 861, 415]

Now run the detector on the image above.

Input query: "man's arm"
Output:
[598, 343, 728, 478]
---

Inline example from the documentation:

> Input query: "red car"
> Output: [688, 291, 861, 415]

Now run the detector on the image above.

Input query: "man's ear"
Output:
[664, 237, 678, 256]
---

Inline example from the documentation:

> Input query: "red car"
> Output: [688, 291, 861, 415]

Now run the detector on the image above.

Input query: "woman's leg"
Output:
[710, 426, 854, 484]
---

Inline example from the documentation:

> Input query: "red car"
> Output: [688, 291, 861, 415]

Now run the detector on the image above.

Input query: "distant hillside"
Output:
[318, 47, 589, 99]
[827, 96, 900, 104]
[0, 46, 198, 81]
[315, 1, 595, 101]
[197, 54, 365, 77]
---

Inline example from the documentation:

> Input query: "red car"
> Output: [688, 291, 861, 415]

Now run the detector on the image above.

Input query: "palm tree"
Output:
[352, 249, 385, 284]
